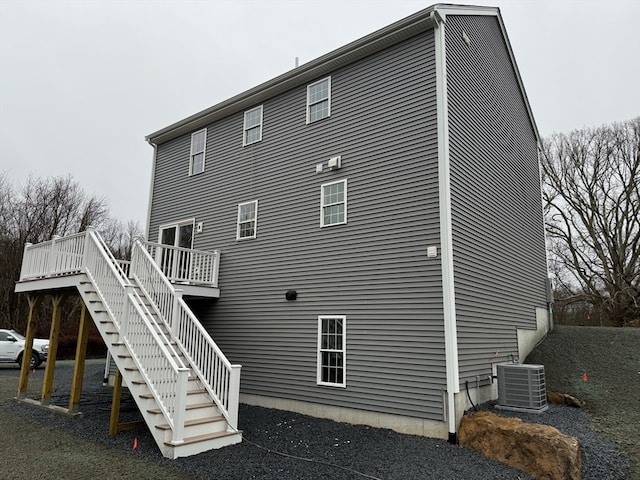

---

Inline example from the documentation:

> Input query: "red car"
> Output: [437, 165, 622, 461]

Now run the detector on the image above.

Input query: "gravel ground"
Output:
[0, 325, 635, 480]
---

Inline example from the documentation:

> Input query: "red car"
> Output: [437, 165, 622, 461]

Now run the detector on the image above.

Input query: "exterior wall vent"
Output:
[496, 363, 548, 413]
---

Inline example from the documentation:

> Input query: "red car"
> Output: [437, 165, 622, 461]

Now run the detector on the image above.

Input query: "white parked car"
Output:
[0, 329, 49, 369]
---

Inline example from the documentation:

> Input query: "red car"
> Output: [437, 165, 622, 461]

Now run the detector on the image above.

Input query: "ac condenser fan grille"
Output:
[496, 363, 548, 413]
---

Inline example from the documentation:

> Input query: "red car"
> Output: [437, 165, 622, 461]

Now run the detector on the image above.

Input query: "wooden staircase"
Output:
[16, 227, 241, 458]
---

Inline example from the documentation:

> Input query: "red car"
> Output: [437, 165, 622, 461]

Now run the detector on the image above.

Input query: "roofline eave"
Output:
[146, 5, 440, 145]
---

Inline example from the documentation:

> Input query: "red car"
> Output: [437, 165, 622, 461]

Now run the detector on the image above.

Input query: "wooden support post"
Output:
[69, 300, 91, 413]
[109, 368, 123, 436]
[41, 294, 65, 406]
[17, 295, 42, 399]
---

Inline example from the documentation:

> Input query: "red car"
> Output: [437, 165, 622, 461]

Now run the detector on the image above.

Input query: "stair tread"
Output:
[156, 415, 225, 430]
[187, 388, 207, 395]
[165, 429, 241, 446]
[147, 402, 213, 414]
[140, 387, 205, 400]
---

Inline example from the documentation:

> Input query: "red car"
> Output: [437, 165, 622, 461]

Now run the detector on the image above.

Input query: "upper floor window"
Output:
[237, 200, 258, 240]
[243, 106, 263, 146]
[317, 315, 346, 387]
[320, 179, 347, 227]
[307, 77, 331, 124]
[190, 129, 206, 175]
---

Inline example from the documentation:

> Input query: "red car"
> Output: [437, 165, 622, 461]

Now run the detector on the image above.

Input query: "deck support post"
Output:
[69, 300, 91, 413]
[17, 294, 42, 399]
[40, 294, 65, 405]
[109, 368, 123, 436]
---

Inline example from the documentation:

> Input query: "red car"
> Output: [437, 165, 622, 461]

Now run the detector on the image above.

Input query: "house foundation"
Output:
[240, 393, 449, 438]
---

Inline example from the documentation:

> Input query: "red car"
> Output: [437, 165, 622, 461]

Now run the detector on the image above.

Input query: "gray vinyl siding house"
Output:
[145, 4, 551, 439]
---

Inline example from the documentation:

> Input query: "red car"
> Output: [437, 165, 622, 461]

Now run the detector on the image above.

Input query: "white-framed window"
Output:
[236, 200, 258, 240]
[317, 315, 346, 387]
[190, 129, 207, 175]
[243, 105, 263, 146]
[320, 179, 347, 227]
[307, 77, 331, 124]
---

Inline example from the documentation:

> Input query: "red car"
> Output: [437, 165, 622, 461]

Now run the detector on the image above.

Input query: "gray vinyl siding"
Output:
[150, 32, 447, 420]
[445, 16, 549, 382]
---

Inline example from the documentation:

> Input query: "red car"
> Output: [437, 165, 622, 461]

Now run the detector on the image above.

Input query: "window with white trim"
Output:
[307, 77, 331, 123]
[236, 200, 258, 240]
[190, 129, 206, 175]
[317, 315, 346, 387]
[320, 179, 347, 227]
[243, 105, 263, 146]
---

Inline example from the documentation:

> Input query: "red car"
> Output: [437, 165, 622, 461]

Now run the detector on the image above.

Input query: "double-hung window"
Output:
[190, 129, 207, 175]
[307, 77, 331, 123]
[236, 200, 258, 240]
[317, 315, 346, 387]
[320, 179, 347, 227]
[243, 105, 263, 146]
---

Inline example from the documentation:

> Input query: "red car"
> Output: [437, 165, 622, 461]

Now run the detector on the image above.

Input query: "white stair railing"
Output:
[19, 228, 190, 443]
[131, 239, 240, 429]
[83, 228, 190, 442]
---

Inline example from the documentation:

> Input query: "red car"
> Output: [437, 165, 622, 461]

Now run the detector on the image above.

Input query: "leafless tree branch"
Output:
[542, 117, 640, 325]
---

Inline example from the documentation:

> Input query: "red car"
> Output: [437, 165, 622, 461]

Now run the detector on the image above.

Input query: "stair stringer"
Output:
[75, 274, 241, 458]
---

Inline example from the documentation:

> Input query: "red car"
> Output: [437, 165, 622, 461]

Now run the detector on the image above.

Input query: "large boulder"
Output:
[459, 411, 581, 480]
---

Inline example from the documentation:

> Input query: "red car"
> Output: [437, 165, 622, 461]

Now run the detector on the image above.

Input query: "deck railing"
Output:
[142, 241, 219, 287]
[20, 232, 86, 280]
[131, 239, 240, 429]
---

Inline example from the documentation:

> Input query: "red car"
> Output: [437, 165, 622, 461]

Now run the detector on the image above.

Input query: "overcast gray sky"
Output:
[1, 0, 639, 231]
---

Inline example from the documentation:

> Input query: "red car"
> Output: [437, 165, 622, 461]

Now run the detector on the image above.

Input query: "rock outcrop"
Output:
[459, 411, 581, 480]
[547, 391, 585, 408]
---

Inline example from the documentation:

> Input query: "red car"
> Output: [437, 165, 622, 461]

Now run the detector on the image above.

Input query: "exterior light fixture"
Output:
[285, 290, 297, 301]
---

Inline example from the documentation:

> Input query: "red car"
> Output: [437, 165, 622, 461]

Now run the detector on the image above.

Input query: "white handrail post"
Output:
[213, 251, 220, 287]
[47, 235, 61, 275]
[228, 364, 242, 430]
[172, 289, 183, 337]
[172, 368, 190, 443]
[122, 285, 134, 336]
[20, 242, 33, 280]
[83, 226, 96, 267]
[171, 245, 178, 281]
[130, 240, 138, 279]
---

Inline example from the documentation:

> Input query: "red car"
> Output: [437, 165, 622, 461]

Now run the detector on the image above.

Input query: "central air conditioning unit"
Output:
[496, 363, 548, 413]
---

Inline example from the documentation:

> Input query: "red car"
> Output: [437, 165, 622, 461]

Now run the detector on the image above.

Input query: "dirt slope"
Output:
[526, 325, 640, 479]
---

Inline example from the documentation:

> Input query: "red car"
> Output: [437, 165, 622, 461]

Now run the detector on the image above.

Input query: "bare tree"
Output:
[7, 174, 109, 245]
[541, 117, 640, 326]
[0, 174, 135, 334]
[101, 218, 144, 260]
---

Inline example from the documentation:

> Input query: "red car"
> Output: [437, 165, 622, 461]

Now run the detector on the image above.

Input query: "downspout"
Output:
[432, 9, 461, 444]
[537, 143, 555, 331]
[144, 139, 157, 242]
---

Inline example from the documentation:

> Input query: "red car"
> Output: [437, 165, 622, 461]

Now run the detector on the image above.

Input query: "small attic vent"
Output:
[496, 363, 548, 413]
